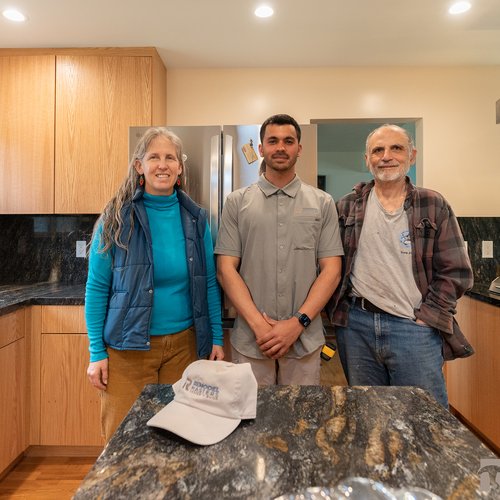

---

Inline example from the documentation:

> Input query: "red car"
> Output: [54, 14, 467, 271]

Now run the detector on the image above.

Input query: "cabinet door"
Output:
[446, 296, 477, 421]
[55, 55, 154, 213]
[0, 56, 55, 213]
[0, 339, 26, 473]
[474, 300, 500, 448]
[40, 333, 103, 446]
[0, 309, 26, 475]
[447, 297, 500, 450]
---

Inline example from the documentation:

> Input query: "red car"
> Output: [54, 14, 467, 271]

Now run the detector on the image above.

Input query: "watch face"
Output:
[299, 313, 311, 327]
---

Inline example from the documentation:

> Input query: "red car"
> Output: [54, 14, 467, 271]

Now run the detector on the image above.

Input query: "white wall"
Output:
[166, 66, 500, 216]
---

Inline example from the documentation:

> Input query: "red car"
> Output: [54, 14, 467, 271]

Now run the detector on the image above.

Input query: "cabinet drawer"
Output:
[41, 305, 86, 334]
[0, 309, 26, 349]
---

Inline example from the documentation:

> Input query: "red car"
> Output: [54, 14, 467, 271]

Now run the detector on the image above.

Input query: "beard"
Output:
[369, 162, 410, 183]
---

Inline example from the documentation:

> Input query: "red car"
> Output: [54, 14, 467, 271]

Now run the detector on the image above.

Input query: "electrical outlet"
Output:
[76, 240, 87, 258]
[482, 240, 493, 259]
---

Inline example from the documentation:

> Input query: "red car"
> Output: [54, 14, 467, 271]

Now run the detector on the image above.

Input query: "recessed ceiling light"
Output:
[2, 8, 27, 22]
[255, 5, 274, 18]
[448, 1, 471, 15]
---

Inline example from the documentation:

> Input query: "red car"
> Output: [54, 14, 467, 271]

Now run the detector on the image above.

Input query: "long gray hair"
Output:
[93, 127, 186, 253]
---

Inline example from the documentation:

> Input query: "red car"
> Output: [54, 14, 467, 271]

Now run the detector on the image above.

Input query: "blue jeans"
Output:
[336, 300, 448, 408]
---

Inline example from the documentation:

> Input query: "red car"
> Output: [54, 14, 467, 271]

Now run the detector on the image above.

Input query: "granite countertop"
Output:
[0, 282, 85, 316]
[0, 280, 497, 318]
[0, 283, 500, 314]
[466, 283, 500, 307]
[74, 384, 498, 499]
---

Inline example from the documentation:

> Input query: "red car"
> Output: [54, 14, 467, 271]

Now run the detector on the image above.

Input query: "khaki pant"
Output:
[231, 346, 322, 385]
[101, 327, 197, 442]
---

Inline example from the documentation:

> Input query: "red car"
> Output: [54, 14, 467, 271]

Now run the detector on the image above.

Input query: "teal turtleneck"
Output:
[143, 191, 192, 335]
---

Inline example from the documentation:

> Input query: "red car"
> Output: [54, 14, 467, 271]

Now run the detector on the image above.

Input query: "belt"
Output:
[353, 296, 386, 315]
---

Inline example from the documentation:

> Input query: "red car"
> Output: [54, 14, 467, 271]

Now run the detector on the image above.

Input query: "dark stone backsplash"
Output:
[0, 215, 98, 285]
[458, 217, 500, 286]
[0, 215, 498, 287]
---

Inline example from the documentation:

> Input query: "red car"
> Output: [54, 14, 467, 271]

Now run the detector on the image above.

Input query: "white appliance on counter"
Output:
[129, 124, 318, 321]
[489, 276, 500, 294]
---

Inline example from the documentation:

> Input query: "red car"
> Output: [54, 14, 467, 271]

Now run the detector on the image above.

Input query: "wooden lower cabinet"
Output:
[0, 310, 27, 475]
[446, 296, 477, 422]
[473, 300, 500, 448]
[446, 296, 500, 450]
[1, 305, 103, 475]
[39, 306, 104, 446]
[40, 334, 102, 445]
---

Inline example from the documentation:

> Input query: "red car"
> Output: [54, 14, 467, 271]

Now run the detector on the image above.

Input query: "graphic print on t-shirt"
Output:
[399, 230, 411, 255]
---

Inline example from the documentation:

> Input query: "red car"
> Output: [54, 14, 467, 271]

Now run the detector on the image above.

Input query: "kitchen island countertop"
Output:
[74, 384, 498, 499]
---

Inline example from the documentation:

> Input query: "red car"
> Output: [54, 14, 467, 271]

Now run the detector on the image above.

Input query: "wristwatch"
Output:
[294, 311, 311, 328]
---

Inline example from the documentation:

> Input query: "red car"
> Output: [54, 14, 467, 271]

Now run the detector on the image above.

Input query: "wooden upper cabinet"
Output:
[0, 55, 55, 214]
[0, 48, 166, 214]
[55, 54, 164, 213]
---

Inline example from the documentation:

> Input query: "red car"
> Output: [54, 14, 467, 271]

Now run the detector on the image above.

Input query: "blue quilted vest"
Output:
[102, 187, 212, 358]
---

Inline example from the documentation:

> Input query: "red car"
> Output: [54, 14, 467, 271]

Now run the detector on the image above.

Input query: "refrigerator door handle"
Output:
[210, 133, 221, 244]
[222, 133, 233, 205]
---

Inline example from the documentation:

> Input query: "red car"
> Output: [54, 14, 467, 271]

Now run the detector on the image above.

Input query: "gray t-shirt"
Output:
[351, 189, 422, 319]
[215, 174, 344, 359]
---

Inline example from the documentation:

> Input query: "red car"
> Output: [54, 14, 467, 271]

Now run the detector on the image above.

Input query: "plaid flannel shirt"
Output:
[326, 177, 474, 360]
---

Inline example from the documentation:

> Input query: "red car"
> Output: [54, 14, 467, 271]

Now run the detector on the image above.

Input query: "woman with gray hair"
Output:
[85, 127, 224, 441]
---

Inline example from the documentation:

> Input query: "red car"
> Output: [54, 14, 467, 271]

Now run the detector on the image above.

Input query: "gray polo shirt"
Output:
[215, 174, 343, 359]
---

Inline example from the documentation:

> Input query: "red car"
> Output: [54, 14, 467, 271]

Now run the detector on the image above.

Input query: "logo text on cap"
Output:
[182, 377, 220, 400]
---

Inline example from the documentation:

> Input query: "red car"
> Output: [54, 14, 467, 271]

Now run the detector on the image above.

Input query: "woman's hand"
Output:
[209, 345, 225, 361]
[87, 358, 109, 390]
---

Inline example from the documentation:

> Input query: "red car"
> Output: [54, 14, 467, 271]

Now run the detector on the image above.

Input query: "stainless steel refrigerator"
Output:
[129, 124, 318, 323]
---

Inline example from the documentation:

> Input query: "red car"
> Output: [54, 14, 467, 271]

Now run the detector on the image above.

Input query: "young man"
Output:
[327, 124, 474, 407]
[215, 114, 343, 385]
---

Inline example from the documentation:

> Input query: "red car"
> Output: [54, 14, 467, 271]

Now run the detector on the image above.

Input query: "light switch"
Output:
[76, 240, 87, 258]
[482, 240, 493, 259]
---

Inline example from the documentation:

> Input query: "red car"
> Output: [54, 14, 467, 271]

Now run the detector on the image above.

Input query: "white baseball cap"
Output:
[147, 360, 258, 445]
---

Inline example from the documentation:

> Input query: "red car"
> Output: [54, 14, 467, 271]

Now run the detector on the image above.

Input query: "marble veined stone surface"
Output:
[74, 384, 497, 499]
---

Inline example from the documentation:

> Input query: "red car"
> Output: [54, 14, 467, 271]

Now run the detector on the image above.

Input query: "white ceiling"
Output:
[1, 0, 500, 68]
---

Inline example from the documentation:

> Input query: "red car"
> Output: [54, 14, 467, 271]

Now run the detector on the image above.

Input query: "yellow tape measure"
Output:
[320, 343, 337, 361]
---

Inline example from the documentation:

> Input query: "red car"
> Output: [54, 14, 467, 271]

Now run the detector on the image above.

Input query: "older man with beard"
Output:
[327, 124, 473, 408]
